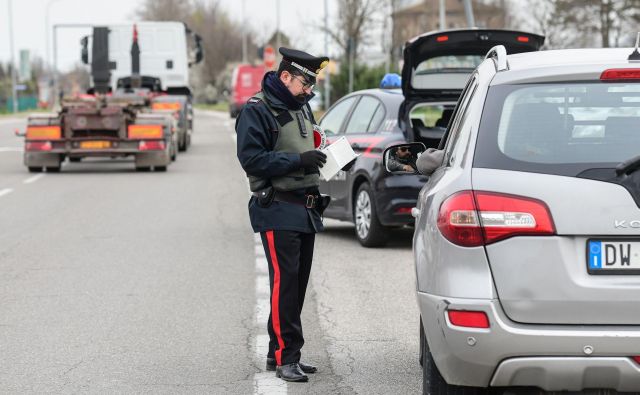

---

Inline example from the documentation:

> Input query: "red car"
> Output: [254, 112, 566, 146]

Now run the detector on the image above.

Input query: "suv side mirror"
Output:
[383, 143, 425, 175]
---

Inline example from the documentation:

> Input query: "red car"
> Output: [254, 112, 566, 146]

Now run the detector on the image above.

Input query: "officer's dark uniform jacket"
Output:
[236, 72, 323, 234]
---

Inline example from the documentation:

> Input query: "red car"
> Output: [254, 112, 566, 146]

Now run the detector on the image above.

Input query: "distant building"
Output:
[391, 0, 507, 66]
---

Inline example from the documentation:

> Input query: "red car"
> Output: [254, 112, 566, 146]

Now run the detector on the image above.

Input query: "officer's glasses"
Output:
[293, 75, 314, 90]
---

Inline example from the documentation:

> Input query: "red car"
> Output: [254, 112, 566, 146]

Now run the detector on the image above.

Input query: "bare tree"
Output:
[518, 0, 640, 48]
[136, 0, 193, 22]
[325, 0, 386, 61]
[136, 0, 258, 88]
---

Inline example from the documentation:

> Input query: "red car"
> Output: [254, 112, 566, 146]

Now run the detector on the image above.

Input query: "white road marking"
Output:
[0, 118, 23, 125]
[0, 147, 23, 153]
[0, 188, 14, 198]
[23, 174, 45, 184]
[253, 232, 287, 394]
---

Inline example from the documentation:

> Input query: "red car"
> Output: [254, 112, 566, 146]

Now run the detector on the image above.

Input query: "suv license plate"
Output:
[80, 140, 111, 149]
[587, 240, 640, 274]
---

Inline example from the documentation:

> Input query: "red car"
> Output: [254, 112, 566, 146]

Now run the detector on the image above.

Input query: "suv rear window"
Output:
[474, 83, 640, 176]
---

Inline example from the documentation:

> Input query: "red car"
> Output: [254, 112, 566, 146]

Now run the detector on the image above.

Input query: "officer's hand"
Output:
[300, 150, 327, 169]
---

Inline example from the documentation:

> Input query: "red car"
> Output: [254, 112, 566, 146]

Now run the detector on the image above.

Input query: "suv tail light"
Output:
[437, 191, 555, 247]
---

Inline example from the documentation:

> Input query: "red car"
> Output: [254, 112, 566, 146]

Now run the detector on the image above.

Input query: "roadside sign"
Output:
[264, 45, 276, 69]
[15, 84, 27, 91]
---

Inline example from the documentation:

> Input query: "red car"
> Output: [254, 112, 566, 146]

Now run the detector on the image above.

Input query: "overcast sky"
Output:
[0, 0, 340, 72]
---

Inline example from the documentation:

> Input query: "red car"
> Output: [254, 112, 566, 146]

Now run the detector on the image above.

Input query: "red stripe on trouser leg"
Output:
[266, 231, 285, 366]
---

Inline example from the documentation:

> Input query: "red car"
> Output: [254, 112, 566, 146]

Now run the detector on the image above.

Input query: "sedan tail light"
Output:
[438, 191, 555, 247]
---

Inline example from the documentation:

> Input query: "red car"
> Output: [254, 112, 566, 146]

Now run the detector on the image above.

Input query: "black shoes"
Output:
[275, 362, 308, 382]
[266, 357, 318, 374]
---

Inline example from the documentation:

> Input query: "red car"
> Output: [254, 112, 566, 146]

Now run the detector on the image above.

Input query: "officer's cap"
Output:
[279, 47, 329, 83]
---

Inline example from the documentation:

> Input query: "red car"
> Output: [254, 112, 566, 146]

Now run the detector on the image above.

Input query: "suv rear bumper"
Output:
[418, 292, 640, 391]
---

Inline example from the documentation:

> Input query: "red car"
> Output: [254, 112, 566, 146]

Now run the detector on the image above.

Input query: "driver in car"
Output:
[387, 146, 418, 172]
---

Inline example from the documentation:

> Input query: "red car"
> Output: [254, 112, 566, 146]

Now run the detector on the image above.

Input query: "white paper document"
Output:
[319, 136, 358, 181]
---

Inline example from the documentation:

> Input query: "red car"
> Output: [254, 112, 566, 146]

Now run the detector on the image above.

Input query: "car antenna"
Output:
[628, 32, 640, 61]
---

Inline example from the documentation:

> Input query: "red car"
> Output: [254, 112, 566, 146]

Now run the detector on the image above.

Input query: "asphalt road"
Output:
[0, 111, 420, 394]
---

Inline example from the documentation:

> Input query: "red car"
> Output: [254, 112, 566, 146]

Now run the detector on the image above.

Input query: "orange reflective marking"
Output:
[152, 102, 181, 111]
[128, 124, 163, 139]
[26, 126, 61, 140]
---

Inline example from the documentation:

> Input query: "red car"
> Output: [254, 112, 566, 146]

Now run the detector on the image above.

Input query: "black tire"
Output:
[69, 157, 82, 163]
[422, 325, 495, 395]
[178, 133, 187, 152]
[155, 166, 167, 172]
[170, 141, 177, 161]
[28, 166, 42, 173]
[46, 166, 60, 173]
[136, 166, 151, 172]
[419, 319, 425, 367]
[353, 182, 390, 247]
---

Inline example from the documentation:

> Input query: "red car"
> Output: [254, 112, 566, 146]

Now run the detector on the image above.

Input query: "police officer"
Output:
[235, 48, 330, 383]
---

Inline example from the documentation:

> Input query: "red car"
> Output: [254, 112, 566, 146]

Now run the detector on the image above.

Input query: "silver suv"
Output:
[386, 45, 640, 393]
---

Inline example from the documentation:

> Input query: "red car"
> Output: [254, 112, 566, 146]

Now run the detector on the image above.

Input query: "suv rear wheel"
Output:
[421, 323, 495, 395]
[353, 183, 389, 247]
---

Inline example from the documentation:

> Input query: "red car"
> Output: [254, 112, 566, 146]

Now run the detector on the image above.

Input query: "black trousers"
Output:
[260, 230, 315, 366]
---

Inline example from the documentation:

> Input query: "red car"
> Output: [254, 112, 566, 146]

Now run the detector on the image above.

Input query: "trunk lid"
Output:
[472, 80, 640, 324]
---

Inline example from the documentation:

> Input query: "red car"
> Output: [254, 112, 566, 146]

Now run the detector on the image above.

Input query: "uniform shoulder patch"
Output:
[247, 97, 262, 104]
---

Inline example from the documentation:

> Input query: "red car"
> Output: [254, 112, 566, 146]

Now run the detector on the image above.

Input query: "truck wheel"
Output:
[28, 166, 43, 173]
[178, 134, 187, 152]
[155, 166, 167, 172]
[136, 166, 151, 172]
[46, 166, 60, 173]
[353, 183, 389, 247]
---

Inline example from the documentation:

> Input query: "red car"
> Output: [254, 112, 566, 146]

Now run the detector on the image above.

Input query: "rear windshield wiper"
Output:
[616, 154, 640, 176]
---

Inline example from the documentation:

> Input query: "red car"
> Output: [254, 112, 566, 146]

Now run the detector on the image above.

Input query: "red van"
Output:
[229, 64, 266, 118]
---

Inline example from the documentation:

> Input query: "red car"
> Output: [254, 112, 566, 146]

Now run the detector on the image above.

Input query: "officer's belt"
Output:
[254, 190, 319, 209]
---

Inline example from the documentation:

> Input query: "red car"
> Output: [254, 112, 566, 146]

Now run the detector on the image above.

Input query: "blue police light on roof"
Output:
[380, 73, 401, 89]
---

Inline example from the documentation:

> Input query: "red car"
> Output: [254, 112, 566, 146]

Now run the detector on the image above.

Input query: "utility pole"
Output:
[439, 0, 446, 30]
[462, 0, 475, 28]
[276, 0, 281, 51]
[8, 0, 18, 113]
[324, 0, 330, 109]
[348, 38, 354, 93]
[242, 0, 247, 63]
[45, 0, 62, 108]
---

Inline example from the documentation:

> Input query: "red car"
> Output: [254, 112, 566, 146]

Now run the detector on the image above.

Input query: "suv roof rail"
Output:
[485, 45, 509, 72]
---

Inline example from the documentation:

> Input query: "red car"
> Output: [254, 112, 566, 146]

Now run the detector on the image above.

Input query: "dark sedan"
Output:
[318, 88, 454, 247]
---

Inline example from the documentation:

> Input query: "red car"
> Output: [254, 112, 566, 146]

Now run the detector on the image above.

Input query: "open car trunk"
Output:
[399, 29, 545, 144]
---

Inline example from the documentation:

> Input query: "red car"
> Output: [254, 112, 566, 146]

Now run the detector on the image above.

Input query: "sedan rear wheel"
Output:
[353, 183, 389, 247]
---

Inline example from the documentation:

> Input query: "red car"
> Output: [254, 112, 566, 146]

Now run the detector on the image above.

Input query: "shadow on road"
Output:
[321, 221, 414, 249]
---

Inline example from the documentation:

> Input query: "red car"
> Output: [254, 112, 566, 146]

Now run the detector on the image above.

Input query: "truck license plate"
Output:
[587, 240, 640, 274]
[80, 141, 111, 149]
